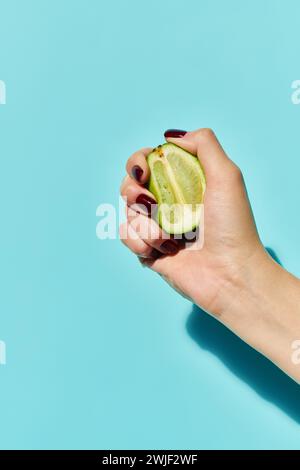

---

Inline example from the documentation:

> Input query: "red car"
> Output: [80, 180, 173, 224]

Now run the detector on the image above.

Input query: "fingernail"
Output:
[150, 249, 161, 259]
[160, 239, 179, 254]
[131, 165, 143, 182]
[164, 129, 187, 139]
[136, 194, 157, 216]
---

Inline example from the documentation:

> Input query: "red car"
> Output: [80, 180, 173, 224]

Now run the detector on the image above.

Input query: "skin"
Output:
[120, 128, 300, 383]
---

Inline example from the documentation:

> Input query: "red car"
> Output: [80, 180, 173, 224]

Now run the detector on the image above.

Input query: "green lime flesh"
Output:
[147, 143, 206, 235]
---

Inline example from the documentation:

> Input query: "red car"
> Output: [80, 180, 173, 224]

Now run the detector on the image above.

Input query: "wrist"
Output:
[220, 246, 276, 328]
[218, 247, 300, 380]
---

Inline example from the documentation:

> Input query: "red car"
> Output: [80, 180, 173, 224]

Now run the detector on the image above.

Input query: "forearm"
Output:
[219, 251, 300, 383]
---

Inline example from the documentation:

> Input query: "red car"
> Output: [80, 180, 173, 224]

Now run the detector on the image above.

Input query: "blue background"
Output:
[0, 0, 300, 450]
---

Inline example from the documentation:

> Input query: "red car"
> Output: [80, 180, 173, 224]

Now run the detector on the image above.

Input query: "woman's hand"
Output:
[120, 128, 300, 383]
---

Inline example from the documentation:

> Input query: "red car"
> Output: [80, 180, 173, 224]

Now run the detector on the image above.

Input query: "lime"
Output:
[147, 143, 206, 235]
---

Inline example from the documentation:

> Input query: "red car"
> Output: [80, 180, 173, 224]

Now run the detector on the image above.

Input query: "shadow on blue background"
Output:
[186, 248, 300, 424]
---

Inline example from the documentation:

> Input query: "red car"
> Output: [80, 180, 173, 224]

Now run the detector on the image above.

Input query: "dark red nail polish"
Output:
[136, 194, 157, 216]
[160, 239, 179, 254]
[164, 129, 187, 139]
[131, 165, 143, 182]
[150, 249, 161, 259]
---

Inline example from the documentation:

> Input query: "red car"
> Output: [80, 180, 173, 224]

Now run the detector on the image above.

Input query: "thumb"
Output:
[164, 128, 232, 178]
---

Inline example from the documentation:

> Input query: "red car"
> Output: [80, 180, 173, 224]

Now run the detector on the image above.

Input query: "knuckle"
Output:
[120, 184, 126, 198]
[230, 163, 244, 182]
[197, 128, 215, 142]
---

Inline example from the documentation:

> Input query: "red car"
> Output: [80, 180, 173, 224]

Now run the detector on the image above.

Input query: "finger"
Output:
[126, 148, 152, 185]
[127, 209, 180, 255]
[120, 175, 157, 217]
[119, 222, 159, 258]
[164, 128, 232, 178]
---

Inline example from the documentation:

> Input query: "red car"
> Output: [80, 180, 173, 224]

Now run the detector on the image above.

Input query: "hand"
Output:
[120, 128, 267, 318]
[120, 128, 300, 383]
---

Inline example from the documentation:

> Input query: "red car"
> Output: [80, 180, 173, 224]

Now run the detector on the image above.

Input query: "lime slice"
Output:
[147, 143, 206, 235]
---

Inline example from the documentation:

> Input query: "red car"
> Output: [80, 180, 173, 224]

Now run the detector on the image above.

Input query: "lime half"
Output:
[147, 143, 206, 235]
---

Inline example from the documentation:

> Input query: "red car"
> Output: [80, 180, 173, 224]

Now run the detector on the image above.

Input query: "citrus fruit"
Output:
[147, 143, 206, 235]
